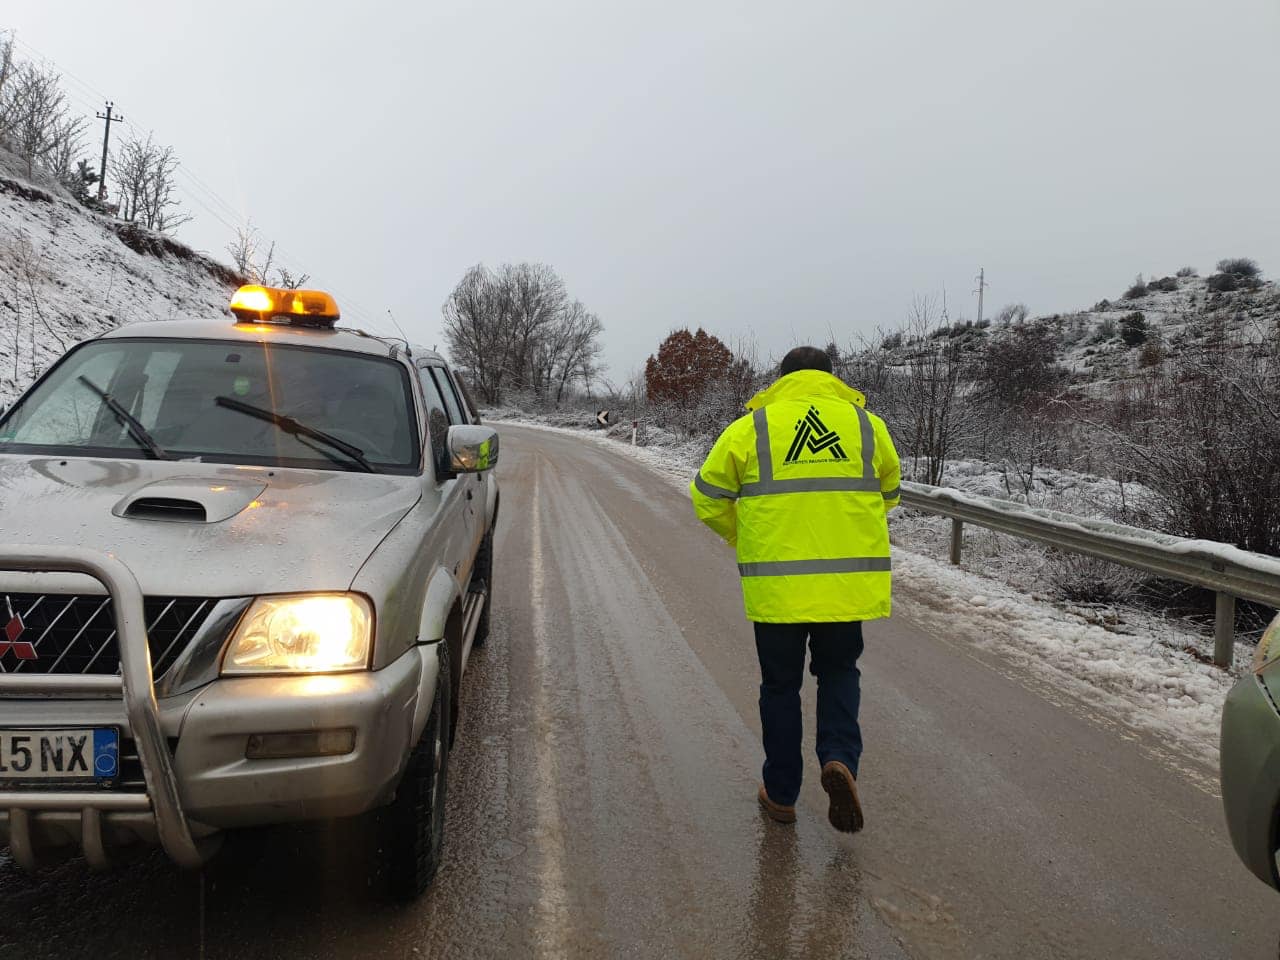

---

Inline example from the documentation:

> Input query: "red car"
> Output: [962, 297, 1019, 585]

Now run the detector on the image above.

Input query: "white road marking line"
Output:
[528, 472, 572, 957]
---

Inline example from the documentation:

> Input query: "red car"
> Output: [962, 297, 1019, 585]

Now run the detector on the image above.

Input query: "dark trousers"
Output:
[754, 621, 864, 806]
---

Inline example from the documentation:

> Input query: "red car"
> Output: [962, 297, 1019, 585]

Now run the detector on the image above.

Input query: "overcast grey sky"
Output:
[11, 0, 1280, 384]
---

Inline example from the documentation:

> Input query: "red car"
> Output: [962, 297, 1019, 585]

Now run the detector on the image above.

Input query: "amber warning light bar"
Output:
[229, 285, 341, 328]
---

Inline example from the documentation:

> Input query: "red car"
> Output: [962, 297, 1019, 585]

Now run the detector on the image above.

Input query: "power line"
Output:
[175, 166, 245, 222]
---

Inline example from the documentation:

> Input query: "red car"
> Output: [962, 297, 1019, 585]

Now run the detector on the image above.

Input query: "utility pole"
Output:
[95, 101, 125, 202]
[973, 267, 989, 326]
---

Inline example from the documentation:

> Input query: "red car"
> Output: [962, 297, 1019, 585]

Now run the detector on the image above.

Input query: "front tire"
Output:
[382, 641, 452, 899]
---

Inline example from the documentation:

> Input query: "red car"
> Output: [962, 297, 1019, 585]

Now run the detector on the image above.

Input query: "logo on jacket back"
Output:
[784, 407, 848, 464]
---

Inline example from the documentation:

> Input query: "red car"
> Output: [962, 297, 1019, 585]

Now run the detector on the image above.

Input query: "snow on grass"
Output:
[0, 171, 237, 408]
[489, 408, 1254, 772]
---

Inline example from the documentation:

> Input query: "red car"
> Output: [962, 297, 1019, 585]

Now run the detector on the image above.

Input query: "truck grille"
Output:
[0, 595, 211, 678]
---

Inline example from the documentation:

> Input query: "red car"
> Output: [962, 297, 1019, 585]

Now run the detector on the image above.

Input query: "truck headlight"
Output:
[222, 594, 373, 675]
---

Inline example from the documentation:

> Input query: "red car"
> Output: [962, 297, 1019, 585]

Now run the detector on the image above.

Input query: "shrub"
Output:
[644, 328, 734, 406]
[1047, 552, 1143, 605]
[1124, 275, 1148, 299]
[1216, 257, 1261, 279]
[1147, 277, 1178, 292]
[993, 303, 1029, 326]
[1120, 312, 1149, 346]
[1093, 316, 1119, 342]
[1176, 266, 1197, 278]
[975, 323, 1067, 405]
[1206, 273, 1239, 293]
[881, 332, 903, 350]
[1139, 340, 1165, 367]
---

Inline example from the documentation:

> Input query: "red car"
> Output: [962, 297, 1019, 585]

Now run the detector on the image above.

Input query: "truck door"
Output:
[419, 363, 480, 589]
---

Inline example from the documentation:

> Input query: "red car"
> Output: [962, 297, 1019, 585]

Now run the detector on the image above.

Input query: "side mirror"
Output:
[447, 425, 499, 473]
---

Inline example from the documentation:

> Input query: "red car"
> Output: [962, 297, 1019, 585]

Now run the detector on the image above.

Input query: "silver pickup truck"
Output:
[0, 284, 499, 898]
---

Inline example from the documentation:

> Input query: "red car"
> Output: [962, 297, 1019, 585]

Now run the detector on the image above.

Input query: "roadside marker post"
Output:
[631, 420, 638, 445]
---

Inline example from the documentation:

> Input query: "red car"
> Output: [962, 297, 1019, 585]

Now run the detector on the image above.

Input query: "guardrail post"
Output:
[1214, 592, 1236, 669]
[949, 519, 963, 565]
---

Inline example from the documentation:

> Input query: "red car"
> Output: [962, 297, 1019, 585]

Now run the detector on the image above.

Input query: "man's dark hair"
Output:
[779, 345, 834, 376]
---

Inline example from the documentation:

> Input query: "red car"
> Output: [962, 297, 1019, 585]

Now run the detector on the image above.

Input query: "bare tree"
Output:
[274, 266, 310, 290]
[0, 33, 13, 104]
[441, 263, 604, 405]
[546, 300, 604, 402]
[226, 224, 260, 278]
[503, 263, 567, 394]
[110, 133, 155, 223]
[224, 224, 306, 287]
[1095, 320, 1280, 555]
[838, 327, 898, 403]
[897, 295, 975, 485]
[993, 302, 1029, 326]
[109, 133, 191, 233]
[0, 60, 84, 181]
[140, 144, 191, 232]
[442, 264, 512, 404]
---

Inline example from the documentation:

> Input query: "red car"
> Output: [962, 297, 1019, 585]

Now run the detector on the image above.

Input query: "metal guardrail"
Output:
[0, 546, 206, 869]
[899, 482, 1280, 669]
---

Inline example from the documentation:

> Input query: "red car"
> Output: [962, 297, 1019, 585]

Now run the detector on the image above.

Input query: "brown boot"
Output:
[820, 761, 864, 833]
[757, 785, 796, 824]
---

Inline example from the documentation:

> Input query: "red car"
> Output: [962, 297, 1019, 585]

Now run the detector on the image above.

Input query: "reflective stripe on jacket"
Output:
[689, 369, 901, 623]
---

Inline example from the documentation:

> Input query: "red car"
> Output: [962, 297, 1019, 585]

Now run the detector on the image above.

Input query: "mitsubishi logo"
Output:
[1, 597, 36, 661]
[784, 406, 849, 464]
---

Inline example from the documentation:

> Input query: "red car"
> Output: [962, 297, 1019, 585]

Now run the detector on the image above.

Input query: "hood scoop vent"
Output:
[113, 477, 268, 524]
[124, 497, 208, 523]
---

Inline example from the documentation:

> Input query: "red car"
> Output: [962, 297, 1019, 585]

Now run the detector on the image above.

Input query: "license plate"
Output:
[0, 728, 119, 784]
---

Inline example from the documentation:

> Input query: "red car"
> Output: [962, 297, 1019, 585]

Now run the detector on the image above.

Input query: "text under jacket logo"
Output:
[784, 407, 848, 464]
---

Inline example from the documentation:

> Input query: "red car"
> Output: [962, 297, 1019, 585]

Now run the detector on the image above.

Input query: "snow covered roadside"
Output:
[489, 410, 1245, 776]
[891, 550, 1235, 784]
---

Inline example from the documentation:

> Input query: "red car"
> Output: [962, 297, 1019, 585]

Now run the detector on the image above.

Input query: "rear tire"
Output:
[381, 641, 451, 899]
[471, 529, 494, 648]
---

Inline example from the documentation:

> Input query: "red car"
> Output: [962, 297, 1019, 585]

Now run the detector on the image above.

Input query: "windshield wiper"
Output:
[214, 396, 377, 473]
[77, 376, 170, 460]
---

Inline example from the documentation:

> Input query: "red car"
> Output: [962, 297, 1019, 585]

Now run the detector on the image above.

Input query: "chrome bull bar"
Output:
[0, 545, 205, 869]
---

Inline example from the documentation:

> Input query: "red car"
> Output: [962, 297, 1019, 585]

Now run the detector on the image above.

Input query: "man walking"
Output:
[689, 346, 900, 832]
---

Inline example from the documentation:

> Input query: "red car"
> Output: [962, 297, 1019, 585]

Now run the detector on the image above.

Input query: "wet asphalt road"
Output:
[1, 423, 1278, 959]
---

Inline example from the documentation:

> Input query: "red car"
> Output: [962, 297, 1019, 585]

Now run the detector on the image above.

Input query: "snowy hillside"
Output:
[885, 269, 1279, 392]
[0, 160, 241, 408]
[1043, 273, 1276, 386]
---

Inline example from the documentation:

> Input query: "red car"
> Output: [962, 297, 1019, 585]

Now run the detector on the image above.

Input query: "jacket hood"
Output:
[746, 370, 867, 411]
[0, 456, 421, 597]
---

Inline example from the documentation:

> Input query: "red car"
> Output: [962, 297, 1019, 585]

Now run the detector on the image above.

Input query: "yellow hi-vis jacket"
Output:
[689, 369, 901, 623]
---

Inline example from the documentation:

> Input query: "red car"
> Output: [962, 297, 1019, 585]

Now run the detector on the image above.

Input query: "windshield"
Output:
[0, 338, 420, 473]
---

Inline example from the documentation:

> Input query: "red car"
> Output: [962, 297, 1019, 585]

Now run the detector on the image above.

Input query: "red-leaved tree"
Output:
[644, 328, 733, 405]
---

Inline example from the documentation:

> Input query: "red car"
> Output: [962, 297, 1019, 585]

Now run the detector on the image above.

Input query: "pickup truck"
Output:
[0, 284, 499, 898]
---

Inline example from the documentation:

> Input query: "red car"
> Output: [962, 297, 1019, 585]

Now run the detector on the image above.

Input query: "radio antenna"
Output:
[386, 309, 410, 342]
